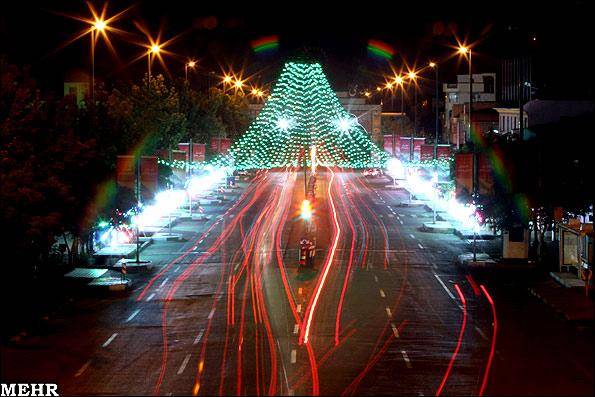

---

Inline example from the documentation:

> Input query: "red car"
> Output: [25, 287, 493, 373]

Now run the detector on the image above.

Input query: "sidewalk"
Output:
[529, 278, 594, 323]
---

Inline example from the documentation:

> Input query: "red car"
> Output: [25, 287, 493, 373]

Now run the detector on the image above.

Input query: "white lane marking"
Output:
[125, 309, 141, 323]
[198, 239, 204, 244]
[399, 219, 404, 225]
[193, 329, 205, 345]
[177, 354, 191, 375]
[174, 265, 181, 273]
[385, 307, 392, 317]
[102, 333, 118, 348]
[374, 275, 379, 283]
[409, 234, 416, 239]
[379, 214, 384, 218]
[418, 243, 424, 249]
[401, 350, 412, 368]
[193, 245, 199, 250]
[298, 288, 303, 295]
[146, 293, 156, 302]
[297, 304, 302, 313]
[290, 349, 297, 364]
[391, 323, 400, 338]
[208, 308, 215, 319]
[388, 214, 394, 218]
[433, 274, 456, 300]
[293, 324, 300, 335]
[475, 326, 489, 341]
[386, 205, 392, 209]
[379, 289, 386, 298]
[74, 360, 91, 378]
[159, 277, 170, 289]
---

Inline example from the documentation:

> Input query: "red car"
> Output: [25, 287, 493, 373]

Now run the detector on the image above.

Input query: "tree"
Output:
[229, 61, 387, 169]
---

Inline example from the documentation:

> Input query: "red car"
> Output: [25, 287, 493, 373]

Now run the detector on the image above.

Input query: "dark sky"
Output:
[1, 0, 593, 98]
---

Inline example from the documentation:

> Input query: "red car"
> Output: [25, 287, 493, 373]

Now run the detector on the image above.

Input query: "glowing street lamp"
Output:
[147, 42, 161, 85]
[185, 60, 196, 82]
[407, 69, 419, 161]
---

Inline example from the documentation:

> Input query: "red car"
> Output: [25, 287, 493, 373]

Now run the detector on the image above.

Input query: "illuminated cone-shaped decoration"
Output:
[228, 61, 387, 169]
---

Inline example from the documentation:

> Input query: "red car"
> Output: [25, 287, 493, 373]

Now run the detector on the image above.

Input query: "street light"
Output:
[392, 74, 405, 157]
[185, 60, 196, 82]
[429, 61, 440, 159]
[457, 45, 473, 145]
[147, 42, 161, 85]
[90, 18, 107, 103]
[407, 70, 418, 162]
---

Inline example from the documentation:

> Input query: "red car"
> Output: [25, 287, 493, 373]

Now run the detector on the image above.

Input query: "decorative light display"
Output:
[226, 61, 388, 170]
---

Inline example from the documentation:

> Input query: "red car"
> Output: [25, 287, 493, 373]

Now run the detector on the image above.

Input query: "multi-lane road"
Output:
[2, 169, 592, 396]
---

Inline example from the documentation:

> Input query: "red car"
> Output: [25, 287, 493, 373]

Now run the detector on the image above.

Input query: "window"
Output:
[484, 76, 495, 94]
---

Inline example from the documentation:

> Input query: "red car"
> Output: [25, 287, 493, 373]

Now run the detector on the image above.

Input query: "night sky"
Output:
[1, 0, 593, 99]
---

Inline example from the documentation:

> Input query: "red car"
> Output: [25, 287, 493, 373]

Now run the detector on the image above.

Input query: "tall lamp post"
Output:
[185, 60, 196, 83]
[392, 75, 405, 159]
[458, 45, 478, 261]
[407, 71, 418, 162]
[90, 18, 106, 104]
[429, 61, 440, 158]
[147, 43, 161, 86]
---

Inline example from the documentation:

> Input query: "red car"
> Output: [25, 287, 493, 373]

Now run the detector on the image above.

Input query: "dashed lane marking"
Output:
[418, 243, 424, 249]
[208, 308, 215, 319]
[433, 274, 456, 300]
[102, 333, 118, 348]
[158, 277, 169, 289]
[297, 304, 302, 313]
[391, 323, 400, 338]
[146, 293, 155, 302]
[410, 234, 416, 239]
[74, 360, 91, 378]
[379, 289, 386, 298]
[125, 309, 141, 323]
[399, 219, 404, 225]
[291, 349, 297, 364]
[298, 288, 303, 295]
[385, 307, 392, 317]
[401, 350, 412, 368]
[174, 266, 180, 273]
[293, 324, 299, 334]
[177, 354, 191, 375]
[374, 275, 379, 283]
[193, 329, 205, 345]
[475, 326, 489, 341]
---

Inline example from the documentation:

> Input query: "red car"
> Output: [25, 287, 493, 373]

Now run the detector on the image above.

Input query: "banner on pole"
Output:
[399, 137, 411, 159]
[420, 144, 434, 161]
[140, 156, 158, 201]
[436, 144, 451, 160]
[478, 153, 494, 196]
[383, 135, 394, 155]
[116, 155, 135, 191]
[455, 153, 473, 198]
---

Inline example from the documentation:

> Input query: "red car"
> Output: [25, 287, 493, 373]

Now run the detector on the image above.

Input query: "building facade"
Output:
[443, 73, 497, 145]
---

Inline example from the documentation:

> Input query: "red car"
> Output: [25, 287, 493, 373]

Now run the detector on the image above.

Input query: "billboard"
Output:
[455, 153, 474, 198]
[116, 155, 135, 191]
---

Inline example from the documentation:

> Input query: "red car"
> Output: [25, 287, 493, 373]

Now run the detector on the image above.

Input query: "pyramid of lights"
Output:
[227, 61, 387, 170]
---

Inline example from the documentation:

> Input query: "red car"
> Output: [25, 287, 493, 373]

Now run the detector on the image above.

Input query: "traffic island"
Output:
[88, 276, 132, 292]
[395, 199, 426, 207]
[529, 279, 594, 322]
[457, 253, 497, 268]
[151, 232, 184, 242]
[421, 221, 454, 233]
[111, 258, 153, 272]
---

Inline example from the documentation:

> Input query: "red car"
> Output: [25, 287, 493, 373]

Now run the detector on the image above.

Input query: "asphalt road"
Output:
[1, 169, 593, 396]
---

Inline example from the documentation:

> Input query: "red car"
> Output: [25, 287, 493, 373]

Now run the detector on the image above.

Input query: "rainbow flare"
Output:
[367, 39, 395, 60]
[251, 35, 279, 53]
